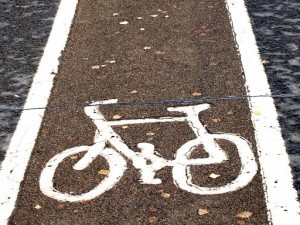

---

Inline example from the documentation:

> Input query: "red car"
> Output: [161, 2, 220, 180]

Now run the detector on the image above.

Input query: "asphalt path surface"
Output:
[0, 0, 299, 224]
[1, 0, 299, 195]
[7, 0, 269, 224]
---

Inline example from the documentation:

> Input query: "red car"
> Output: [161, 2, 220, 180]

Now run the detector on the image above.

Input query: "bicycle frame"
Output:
[79, 99, 228, 184]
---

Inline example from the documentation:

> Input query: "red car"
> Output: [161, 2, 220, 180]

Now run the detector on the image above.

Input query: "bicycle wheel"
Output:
[40, 143, 126, 202]
[172, 133, 257, 194]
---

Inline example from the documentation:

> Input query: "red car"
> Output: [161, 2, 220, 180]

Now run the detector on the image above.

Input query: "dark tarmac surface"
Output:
[0, 0, 299, 201]
[9, 0, 268, 224]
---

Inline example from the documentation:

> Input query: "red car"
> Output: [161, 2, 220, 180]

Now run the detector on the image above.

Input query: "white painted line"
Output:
[225, 0, 300, 224]
[0, 0, 78, 223]
[107, 117, 186, 126]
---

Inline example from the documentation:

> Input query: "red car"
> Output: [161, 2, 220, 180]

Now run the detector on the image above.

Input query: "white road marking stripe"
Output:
[107, 117, 186, 126]
[0, 0, 78, 223]
[225, 0, 300, 224]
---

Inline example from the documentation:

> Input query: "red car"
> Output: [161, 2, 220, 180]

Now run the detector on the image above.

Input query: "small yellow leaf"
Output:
[235, 211, 253, 219]
[212, 118, 221, 123]
[69, 155, 78, 160]
[209, 173, 220, 179]
[161, 193, 171, 198]
[154, 51, 166, 55]
[261, 59, 270, 64]
[148, 216, 158, 223]
[113, 115, 122, 120]
[92, 65, 100, 69]
[253, 110, 261, 115]
[198, 208, 209, 216]
[209, 61, 219, 66]
[34, 204, 42, 210]
[119, 21, 128, 25]
[146, 131, 155, 136]
[98, 169, 110, 175]
[192, 92, 202, 97]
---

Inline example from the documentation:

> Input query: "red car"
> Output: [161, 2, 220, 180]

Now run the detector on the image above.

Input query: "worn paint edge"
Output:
[0, 0, 78, 223]
[225, 0, 300, 224]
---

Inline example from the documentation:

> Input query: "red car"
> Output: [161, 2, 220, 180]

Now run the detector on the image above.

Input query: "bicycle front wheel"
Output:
[40, 144, 126, 202]
[172, 133, 257, 195]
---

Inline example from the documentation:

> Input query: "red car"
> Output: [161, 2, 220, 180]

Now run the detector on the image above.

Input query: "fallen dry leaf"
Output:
[192, 92, 202, 97]
[130, 90, 138, 94]
[154, 51, 166, 55]
[150, 15, 158, 18]
[69, 155, 78, 160]
[144, 46, 152, 50]
[122, 126, 129, 129]
[81, 200, 92, 205]
[146, 131, 155, 136]
[148, 216, 158, 223]
[113, 115, 122, 120]
[140, 28, 145, 31]
[227, 111, 234, 115]
[161, 193, 171, 198]
[113, 13, 119, 16]
[261, 59, 270, 64]
[157, 189, 164, 193]
[212, 118, 221, 123]
[56, 204, 66, 210]
[34, 204, 42, 210]
[119, 21, 128, 25]
[209, 173, 220, 179]
[198, 208, 209, 216]
[235, 211, 253, 219]
[136, 17, 143, 20]
[92, 65, 100, 69]
[149, 207, 157, 212]
[98, 169, 110, 175]
[209, 61, 219, 66]
[253, 110, 261, 115]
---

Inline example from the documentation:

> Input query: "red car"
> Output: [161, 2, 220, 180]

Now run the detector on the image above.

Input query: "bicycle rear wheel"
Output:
[40, 144, 126, 202]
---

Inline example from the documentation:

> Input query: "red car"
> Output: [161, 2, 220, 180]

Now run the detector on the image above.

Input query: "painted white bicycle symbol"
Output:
[40, 99, 257, 202]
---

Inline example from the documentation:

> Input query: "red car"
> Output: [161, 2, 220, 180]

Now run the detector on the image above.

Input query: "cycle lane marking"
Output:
[40, 100, 257, 202]
[0, 0, 78, 223]
[0, 0, 298, 223]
